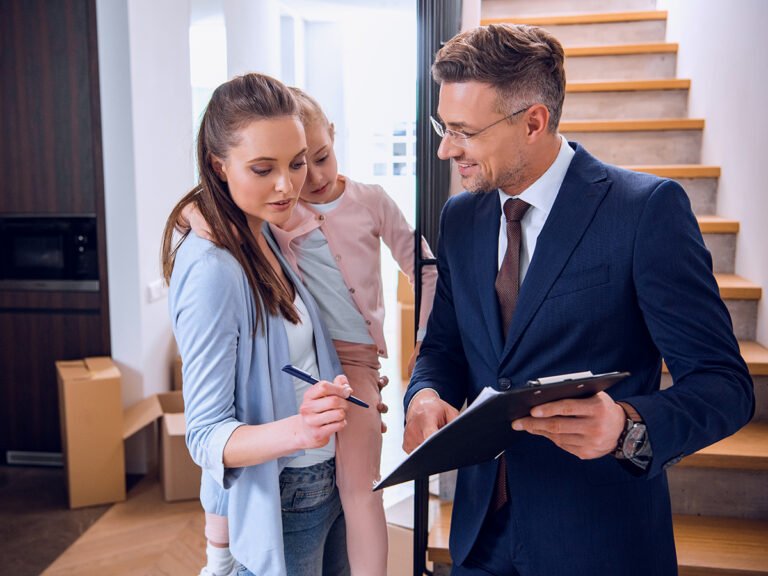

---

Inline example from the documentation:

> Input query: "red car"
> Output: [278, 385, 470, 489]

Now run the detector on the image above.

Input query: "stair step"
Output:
[739, 341, 768, 376]
[560, 118, 704, 132]
[563, 86, 689, 120]
[567, 79, 690, 92]
[566, 42, 677, 57]
[663, 340, 768, 376]
[561, 123, 702, 165]
[482, 10, 667, 26]
[621, 166, 719, 215]
[427, 501, 452, 565]
[680, 423, 768, 470]
[698, 216, 739, 234]
[625, 165, 720, 178]
[716, 274, 762, 300]
[481, 9, 667, 46]
[428, 504, 768, 573]
[565, 49, 676, 82]
[674, 515, 768, 575]
[482, 0, 658, 19]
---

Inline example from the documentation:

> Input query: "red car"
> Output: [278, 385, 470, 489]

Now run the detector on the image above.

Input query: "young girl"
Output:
[189, 88, 438, 575]
[162, 73, 354, 576]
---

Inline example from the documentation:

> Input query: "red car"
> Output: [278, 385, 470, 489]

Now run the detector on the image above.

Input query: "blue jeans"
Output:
[238, 458, 350, 576]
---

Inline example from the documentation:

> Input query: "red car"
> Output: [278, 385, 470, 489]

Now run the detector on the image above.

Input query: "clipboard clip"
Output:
[526, 371, 594, 387]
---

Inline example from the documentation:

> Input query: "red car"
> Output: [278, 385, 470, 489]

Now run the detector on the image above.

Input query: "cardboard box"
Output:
[397, 271, 416, 381]
[387, 523, 414, 576]
[123, 391, 201, 502]
[57, 357, 201, 508]
[57, 357, 126, 508]
[172, 354, 183, 390]
[385, 492, 442, 576]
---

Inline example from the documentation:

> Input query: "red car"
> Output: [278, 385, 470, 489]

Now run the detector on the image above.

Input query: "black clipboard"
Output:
[375, 371, 629, 491]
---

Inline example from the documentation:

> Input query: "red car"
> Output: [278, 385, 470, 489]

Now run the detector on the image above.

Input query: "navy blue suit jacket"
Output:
[405, 143, 754, 575]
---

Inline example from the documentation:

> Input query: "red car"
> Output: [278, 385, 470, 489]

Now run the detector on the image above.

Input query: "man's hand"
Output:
[403, 390, 459, 453]
[511, 391, 625, 460]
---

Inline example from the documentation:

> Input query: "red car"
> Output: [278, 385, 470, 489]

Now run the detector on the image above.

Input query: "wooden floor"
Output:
[42, 477, 206, 575]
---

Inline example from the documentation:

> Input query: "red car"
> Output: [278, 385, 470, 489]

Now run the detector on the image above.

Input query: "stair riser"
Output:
[703, 233, 736, 274]
[562, 131, 702, 164]
[754, 376, 768, 421]
[566, 54, 677, 82]
[439, 469, 458, 501]
[676, 178, 718, 215]
[563, 90, 688, 120]
[725, 300, 758, 342]
[534, 21, 666, 46]
[668, 466, 768, 520]
[482, 0, 656, 18]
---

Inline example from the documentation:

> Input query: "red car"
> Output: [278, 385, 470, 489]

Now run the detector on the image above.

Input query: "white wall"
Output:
[223, 0, 281, 77]
[96, 0, 195, 468]
[660, 0, 768, 343]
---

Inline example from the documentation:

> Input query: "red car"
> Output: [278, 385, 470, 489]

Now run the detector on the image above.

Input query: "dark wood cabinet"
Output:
[0, 0, 110, 461]
[0, 310, 106, 455]
[0, 0, 103, 214]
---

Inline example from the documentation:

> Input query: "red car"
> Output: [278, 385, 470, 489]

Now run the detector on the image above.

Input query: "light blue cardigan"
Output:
[169, 229, 343, 575]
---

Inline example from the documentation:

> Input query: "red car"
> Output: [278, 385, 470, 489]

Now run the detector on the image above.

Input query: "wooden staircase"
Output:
[427, 3, 768, 574]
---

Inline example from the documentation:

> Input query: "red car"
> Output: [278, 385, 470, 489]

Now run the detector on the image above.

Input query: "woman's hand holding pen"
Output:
[295, 375, 352, 449]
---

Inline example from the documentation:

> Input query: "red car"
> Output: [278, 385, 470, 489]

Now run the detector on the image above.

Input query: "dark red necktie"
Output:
[492, 198, 530, 512]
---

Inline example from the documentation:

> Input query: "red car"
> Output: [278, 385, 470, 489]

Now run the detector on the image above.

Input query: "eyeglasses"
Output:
[430, 105, 532, 146]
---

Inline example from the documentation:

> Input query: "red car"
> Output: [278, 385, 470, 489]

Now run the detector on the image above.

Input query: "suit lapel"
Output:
[500, 146, 610, 366]
[473, 191, 504, 361]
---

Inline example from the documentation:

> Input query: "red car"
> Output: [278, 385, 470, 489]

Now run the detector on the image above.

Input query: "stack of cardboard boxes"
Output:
[56, 356, 199, 508]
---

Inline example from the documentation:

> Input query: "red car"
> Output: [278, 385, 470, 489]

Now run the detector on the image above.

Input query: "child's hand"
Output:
[182, 202, 214, 241]
[376, 374, 389, 433]
[377, 400, 389, 433]
[295, 375, 350, 449]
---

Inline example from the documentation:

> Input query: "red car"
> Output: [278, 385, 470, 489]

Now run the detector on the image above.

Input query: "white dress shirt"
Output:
[497, 135, 575, 282]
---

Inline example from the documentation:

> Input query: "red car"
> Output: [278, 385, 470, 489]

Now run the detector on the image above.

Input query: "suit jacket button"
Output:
[498, 378, 512, 390]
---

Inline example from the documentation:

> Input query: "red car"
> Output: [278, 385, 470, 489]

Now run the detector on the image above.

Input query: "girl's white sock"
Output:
[205, 542, 235, 575]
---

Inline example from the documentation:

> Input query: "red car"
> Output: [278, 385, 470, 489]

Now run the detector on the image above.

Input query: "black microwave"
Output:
[0, 215, 99, 291]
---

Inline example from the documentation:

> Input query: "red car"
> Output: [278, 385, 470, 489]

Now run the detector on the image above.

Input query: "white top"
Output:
[293, 194, 375, 345]
[284, 292, 335, 467]
[497, 135, 575, 282]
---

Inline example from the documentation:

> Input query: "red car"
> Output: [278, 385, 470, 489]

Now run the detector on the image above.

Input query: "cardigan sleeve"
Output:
[170, 242, 246, 489]
[373, 185, 438, 338]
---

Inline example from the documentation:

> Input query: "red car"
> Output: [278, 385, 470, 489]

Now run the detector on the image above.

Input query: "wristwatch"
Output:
[614, 402, 652, 470]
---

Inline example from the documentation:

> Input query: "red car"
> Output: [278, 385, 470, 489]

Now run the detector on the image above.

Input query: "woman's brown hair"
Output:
[161, 72, 300, 326]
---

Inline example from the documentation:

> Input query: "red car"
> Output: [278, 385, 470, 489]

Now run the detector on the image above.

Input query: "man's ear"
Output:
[210, 155, 227, 182]
[524, 104, 551, 140]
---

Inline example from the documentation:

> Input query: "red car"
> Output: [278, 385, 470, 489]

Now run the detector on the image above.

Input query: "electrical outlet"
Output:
[147, 278, 168, 303]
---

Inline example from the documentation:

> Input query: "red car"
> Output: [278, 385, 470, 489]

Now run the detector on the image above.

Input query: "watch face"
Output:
[622, 424, 647, 458]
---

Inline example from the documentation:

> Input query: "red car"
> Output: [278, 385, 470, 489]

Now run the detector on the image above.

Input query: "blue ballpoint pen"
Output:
[282, 365, 369, 408]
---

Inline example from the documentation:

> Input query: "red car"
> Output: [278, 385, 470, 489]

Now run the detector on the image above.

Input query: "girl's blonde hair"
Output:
[288, 86, 330, 129]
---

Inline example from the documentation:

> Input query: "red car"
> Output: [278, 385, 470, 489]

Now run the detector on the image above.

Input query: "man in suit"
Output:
[403, 24, 754, 576]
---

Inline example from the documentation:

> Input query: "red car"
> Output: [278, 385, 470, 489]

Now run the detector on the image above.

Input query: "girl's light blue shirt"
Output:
[169, 229, 342, 576]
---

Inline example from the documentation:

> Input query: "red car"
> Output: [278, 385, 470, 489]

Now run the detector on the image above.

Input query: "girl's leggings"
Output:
[333, 340, 387, 576]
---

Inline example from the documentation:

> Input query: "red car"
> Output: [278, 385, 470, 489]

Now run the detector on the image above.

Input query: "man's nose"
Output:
[437, 137, 461, 160]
